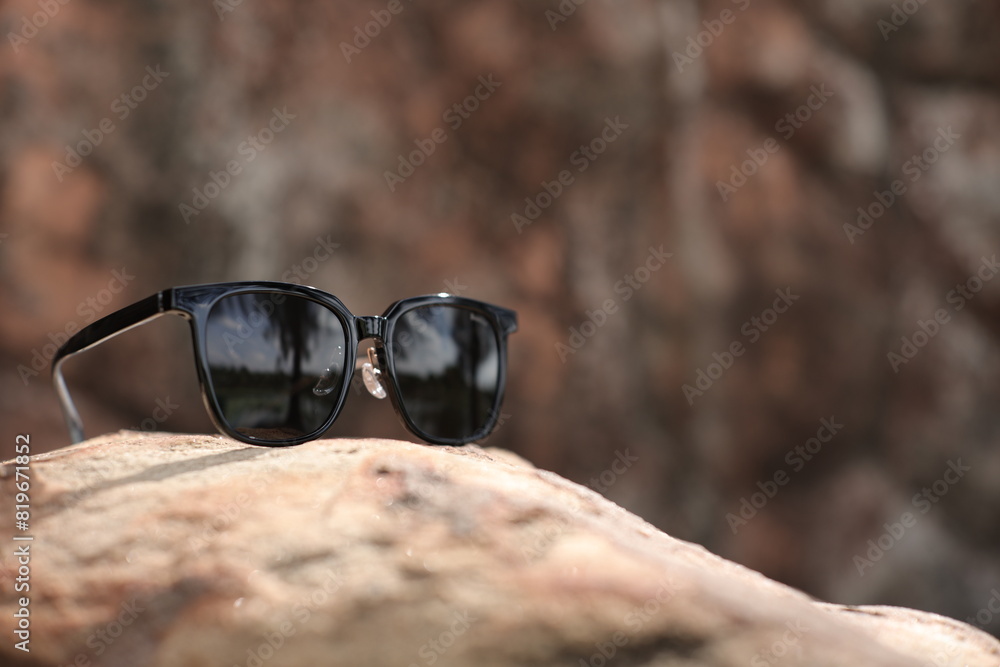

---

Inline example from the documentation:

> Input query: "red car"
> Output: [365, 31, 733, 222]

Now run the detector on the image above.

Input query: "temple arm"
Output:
[52, 291, 174, 443]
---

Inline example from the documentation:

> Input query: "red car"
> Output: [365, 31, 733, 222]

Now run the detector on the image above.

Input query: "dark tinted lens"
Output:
[391, 305, 501, 442]
[205, 292, 348, 441]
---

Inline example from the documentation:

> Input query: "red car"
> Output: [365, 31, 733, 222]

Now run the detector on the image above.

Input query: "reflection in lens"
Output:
[205, 292, 347, 441]
[391, 305, 500, 442]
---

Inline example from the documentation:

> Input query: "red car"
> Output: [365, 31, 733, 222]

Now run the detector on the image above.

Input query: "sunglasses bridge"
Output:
[351, 316, 389, 398]
[314, 316, 389, 400]
[355, 315, 386, 340]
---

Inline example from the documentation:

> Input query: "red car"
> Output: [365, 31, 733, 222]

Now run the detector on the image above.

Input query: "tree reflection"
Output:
[213, 292, 321, 428]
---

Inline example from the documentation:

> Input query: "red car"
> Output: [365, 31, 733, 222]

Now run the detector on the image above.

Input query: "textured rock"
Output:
[1, 432, 997, 667]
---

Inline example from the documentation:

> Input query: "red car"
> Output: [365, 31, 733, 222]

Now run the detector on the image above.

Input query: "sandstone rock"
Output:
[1, 432, 997, 667]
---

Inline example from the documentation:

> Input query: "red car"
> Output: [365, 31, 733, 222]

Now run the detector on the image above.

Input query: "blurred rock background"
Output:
[1, 0, 998, 638]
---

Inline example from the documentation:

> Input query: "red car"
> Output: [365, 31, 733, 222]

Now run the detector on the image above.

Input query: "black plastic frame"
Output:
[52, 281, 518, 447]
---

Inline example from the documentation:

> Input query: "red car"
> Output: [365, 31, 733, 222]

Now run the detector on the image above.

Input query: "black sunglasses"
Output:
[52, 282, 518, 446]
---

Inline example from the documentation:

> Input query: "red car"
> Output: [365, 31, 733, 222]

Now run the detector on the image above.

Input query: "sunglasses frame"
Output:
[53, 281, 518, 447]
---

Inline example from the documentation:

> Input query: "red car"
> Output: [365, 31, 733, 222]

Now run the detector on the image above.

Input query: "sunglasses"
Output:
[52, 282, 518, 446]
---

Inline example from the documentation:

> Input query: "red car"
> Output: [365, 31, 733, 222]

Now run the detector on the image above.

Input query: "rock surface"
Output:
[4, 0, 1000, 625]
[1, 432, 997, 667]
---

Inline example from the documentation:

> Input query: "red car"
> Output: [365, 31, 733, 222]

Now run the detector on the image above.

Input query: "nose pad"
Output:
[313, 362, 342, 396]
[362, 347, 387, 399]
[312, 372, 338, 396]
[312, 344, 347, 396]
